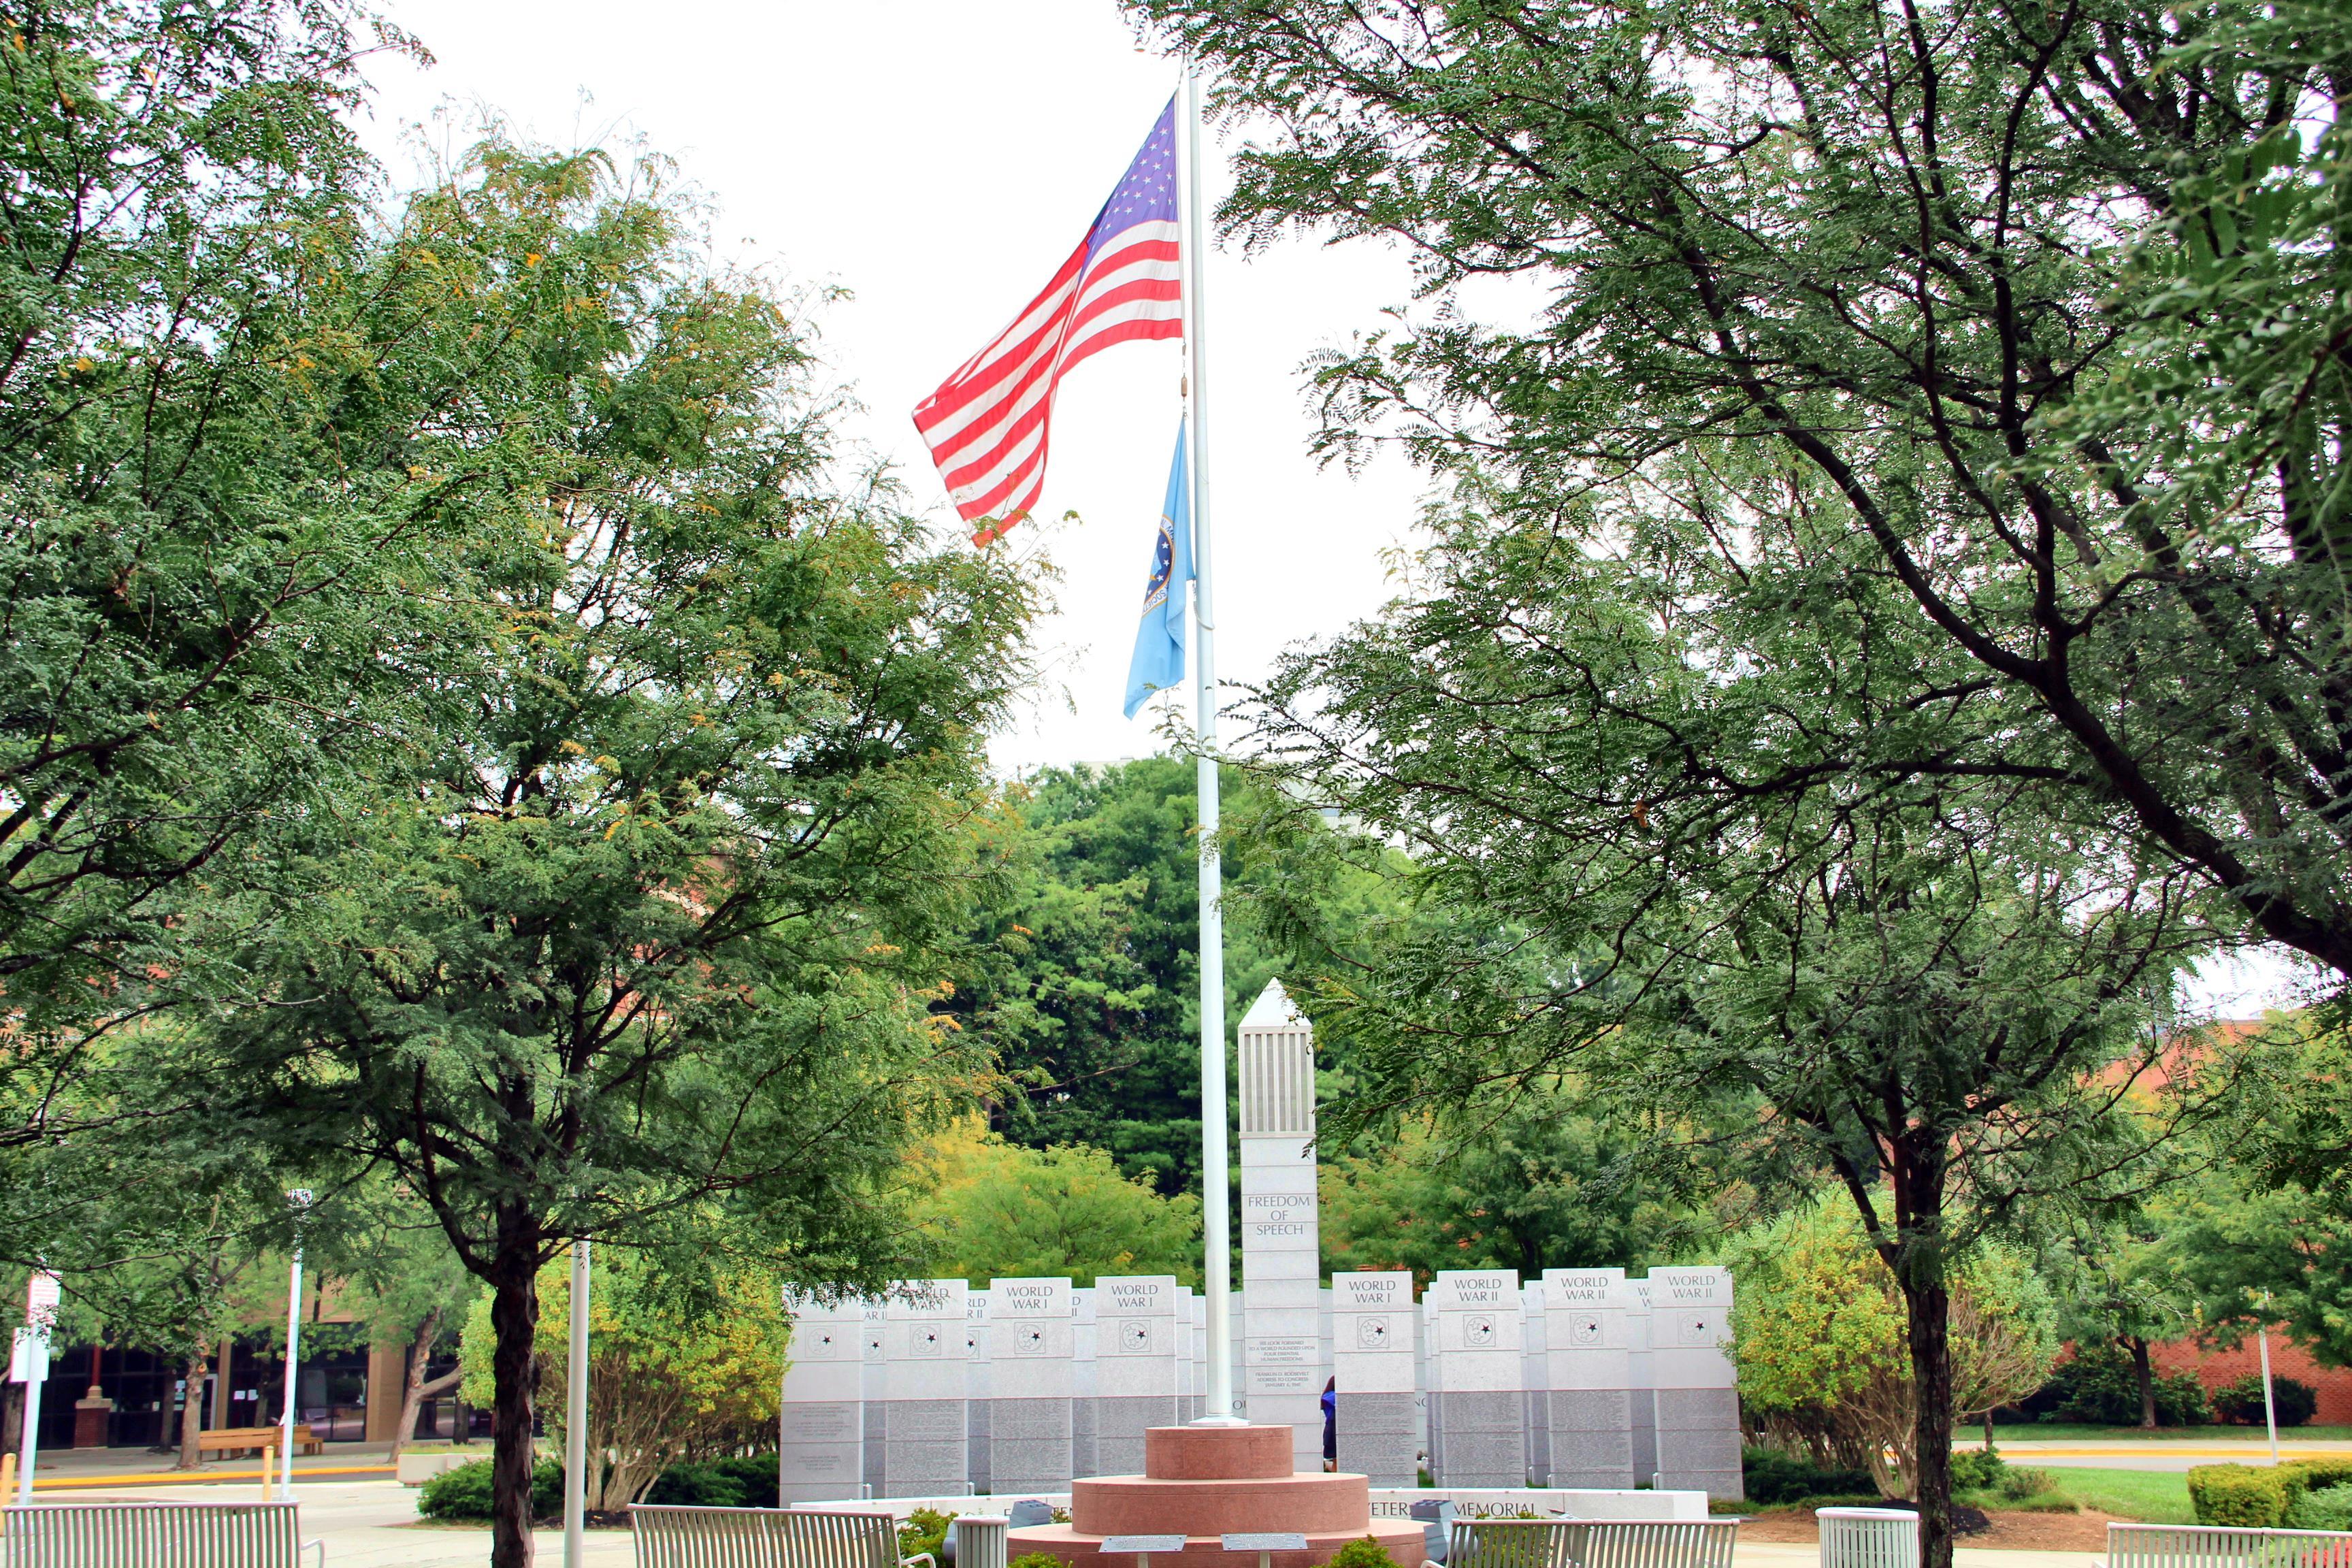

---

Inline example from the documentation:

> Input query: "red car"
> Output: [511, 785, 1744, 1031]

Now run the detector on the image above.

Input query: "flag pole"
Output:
[1181, 58, 1237, 1426]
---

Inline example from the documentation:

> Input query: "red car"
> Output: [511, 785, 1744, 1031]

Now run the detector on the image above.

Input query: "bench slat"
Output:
[3, 1501, 310, 1568]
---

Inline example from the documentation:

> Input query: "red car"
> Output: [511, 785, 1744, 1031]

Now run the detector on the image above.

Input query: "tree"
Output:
[0, 0, 469, 1140]
[1318, 1110, 1694, 1283]
[1223, 508, 2204, 1564]
[1726, 1198, 2057, 1492]
[960, 759, 1275, 1197]
[915, 1122, 1203, 1286]
[171, 138, 1036, 1566]
[322, 1193, 476, 1459]
[1134, 0, 2352, 990]
[2039, 1208, 2202, 1429]
[458, 1243, 788, 1511]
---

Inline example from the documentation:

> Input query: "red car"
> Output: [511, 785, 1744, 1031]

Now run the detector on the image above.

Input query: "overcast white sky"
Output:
[359, 0, 1425, 776]
[356, 1, 2308, 1018]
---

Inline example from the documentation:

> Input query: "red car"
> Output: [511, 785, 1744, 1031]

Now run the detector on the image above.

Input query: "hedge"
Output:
[2189, 1465, 2289, 1526]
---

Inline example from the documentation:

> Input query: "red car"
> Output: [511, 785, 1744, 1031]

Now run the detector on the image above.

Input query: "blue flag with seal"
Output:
[1123, 421, 1193, 718]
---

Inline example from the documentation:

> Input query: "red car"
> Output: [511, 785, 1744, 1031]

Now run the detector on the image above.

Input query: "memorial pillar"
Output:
[861, 1298, 887, 1495]
[1522, 1280, 1550, 1486]
[1238, 981, 1323, 1473]
[1094, 1274, 1180, 1474]
[1330, 1271, 1417, 1484]
[989, 1276, 1075, 1494]
[1540, 1268, 1636, 1488]
[1648, 1266, 1740, 1499]
[1627, 1275, 1657, 1486]
[881, 1279, 970, 1497]
[1071, 1287, 1098, 1480]
[779, 1294, 866, 1503]
[1426, 1269, 1524, 1486]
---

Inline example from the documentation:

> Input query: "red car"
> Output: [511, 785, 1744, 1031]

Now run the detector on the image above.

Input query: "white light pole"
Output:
[278, 1189, 312, 1502]
[2259, 1290, 2280, 1466]
[564, 1237, 589, 1568]
[14, 1271, 59, 1504]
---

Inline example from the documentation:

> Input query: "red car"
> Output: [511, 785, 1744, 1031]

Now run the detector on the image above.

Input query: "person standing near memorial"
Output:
[1321, 1377, 1337, 1472]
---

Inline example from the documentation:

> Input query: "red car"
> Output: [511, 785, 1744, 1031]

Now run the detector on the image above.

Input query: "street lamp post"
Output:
[279, 1190, 313, 1503]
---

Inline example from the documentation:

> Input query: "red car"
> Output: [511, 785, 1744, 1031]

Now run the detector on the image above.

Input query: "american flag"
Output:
[915, 99, 1183, 544]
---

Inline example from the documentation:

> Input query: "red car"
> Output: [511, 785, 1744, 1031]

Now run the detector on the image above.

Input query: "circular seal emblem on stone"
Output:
[1465, 1314, 1496, 1346]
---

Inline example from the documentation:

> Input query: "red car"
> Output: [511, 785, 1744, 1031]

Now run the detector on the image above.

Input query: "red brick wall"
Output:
[2149, 1332, 2352, 1424]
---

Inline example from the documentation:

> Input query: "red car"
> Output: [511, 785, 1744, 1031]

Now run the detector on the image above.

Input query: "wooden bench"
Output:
[1447, 1518, 1740, 1568]
[631, 1503, 941, 1568]
[197, 1424, 322, 1460]
[2, 1500, 323, 1567]
[2106, 1522, 2352, 1568]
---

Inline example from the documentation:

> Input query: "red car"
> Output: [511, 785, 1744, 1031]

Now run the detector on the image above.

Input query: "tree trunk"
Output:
[1904, 1276, 1955, 1568]
[2127, 1337, 2157, 1428]
[176, 1348, 208, 1470]
[389, 1306, 461, 1460]
[489, 1202, 543, 1568]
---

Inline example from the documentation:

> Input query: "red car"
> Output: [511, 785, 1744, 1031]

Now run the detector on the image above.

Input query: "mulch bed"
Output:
[1737, 1507, 2123, 1552]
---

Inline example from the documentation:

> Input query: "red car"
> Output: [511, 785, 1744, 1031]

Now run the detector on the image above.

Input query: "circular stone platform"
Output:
[1006, 1424, 1426, 1568]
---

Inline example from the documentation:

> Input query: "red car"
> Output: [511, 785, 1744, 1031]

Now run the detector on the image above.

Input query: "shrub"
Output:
[2295, 1484, 2352, 1533]
[1328, 1537, 1403, 1568]
[416, 1456, 564, 1522]
[644, 1454, 781, 1510]
[1011, 1555, 1067, 1568]
[1949, 1449, 2008, 1492]
[2214, 1375, 2318, 1429]
[2189, 1465, 2289, 1526]
[2031, 1344, 2209, 1426]
[901, 1507, 956, 1565]
[1742, 1446, 1880, 1505]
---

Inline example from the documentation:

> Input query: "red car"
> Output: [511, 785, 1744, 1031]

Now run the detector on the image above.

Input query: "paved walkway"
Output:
[1967, 1437, 2352, 1471]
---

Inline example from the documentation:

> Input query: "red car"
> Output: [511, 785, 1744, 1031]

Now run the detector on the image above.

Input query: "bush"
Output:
[2031, 1344, 2209, 1426]
[2214, 1374, 2318, 1428]
[2294, 1484, 2352, 1533]
[1742, 1446, 1880, 1505]
[416, 1456, 564, 1522]
[1949, 1449, 2008, 1492]
[901, 1507, 956, 1565]
[1328, 1538, 1403, 1568]
[2189, 1465, 2289, 1526]
[1011, 1556, 1066, 1568]
[643, 1454, 781, 1509]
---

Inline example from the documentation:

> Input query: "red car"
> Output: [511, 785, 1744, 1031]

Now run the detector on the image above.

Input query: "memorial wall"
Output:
[778, 984, 1743, 1502]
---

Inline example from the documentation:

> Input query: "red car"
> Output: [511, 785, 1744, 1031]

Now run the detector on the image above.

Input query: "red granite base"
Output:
[1005, 1520, 1428, 1568]
[1006, 1423, 1426, 1568]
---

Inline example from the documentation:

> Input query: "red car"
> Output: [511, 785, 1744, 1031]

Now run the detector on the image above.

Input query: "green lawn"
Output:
[2030, 1467, 2198, 1524]
[1986, 1424, 2352, 1443]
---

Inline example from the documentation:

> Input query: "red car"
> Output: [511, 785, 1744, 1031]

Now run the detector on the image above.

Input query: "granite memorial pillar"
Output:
[1649, 1266, 1740, 1499]
[990, 1275, 1075, 1494]
[1094, 1273, 1181, 1474]
[1238, 980, 1324, 1473]
[1541, 1267, 1636, 1487]
[1330, 1270, 1418, 1484]
[1426, 1269, 1525, 1486]
[881, 1279, 970, 1497]
[779, 1294, 866, 1503]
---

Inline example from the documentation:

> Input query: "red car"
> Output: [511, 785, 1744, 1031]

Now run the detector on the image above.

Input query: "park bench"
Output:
[2105, 1522, 2352, 1568]
[1447, 1518, 1738, 1568]
[631, 1503, 942, 1568]
[1, 1500, 323, 1567]
[198, 1424, 322, 1460]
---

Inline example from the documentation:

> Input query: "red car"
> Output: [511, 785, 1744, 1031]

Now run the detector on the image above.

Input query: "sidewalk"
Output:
[1963, 1437, 2352, 1472]
[10, 1437, 399, 1489]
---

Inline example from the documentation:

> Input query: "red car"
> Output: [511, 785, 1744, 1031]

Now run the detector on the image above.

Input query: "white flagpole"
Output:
[1181, 59, 1237, 1426]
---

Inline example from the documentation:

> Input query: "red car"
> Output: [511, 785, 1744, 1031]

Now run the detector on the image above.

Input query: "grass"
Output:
[1984, 1424, 2352, 1443]
[2037, 1467, 2200, 1524]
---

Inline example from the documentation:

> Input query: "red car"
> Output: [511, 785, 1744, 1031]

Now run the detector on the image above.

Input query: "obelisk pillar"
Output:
[1238, 981, 1322, 1473]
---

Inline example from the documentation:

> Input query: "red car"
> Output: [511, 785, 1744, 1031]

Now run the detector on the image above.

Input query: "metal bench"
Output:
[1447, 1518, 1740, 1568]
[1819, 1509, 1916, 1568]
[631, 1503, 942, 1568]
[1, 1501, 323, 1567]
[2106, 1522, 2352, 1568]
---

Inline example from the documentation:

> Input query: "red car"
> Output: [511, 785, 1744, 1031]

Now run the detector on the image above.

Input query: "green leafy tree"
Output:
[915, 1122, 1203, 1286]
[1137, 0, 2352, 992]
[0, 0, 474, 1133]
[459, 1243, 788, 1510]
[1318, 1110, 1693, 1283]
[1727, 1198, 2058, 1492]
[169, 139, 1036, 1565]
